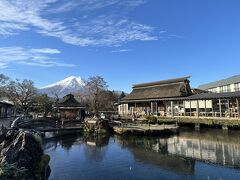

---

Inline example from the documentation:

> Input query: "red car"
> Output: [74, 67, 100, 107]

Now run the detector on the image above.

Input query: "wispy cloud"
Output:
[158, 30, 183, 39]
[111, 49, 132, 53]
[0, 46, 76, 68]
[0, 0, 157, 47]
[167, 34, 183, 39]
[48, 0, 146, 13]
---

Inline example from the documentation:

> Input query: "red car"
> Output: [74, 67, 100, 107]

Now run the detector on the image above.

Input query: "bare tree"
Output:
[6, 79, 37, 115]
[50, 86, 62, 101]
[85, 76, 108, 117]
[98, 90, 119, 111]
[33, 94, 53, 118]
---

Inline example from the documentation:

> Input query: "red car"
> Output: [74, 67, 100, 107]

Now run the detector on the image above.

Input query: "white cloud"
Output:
[0, 0, 157, 47]
[0, 46, 76, 68]
[47, 0, 145, 13]
[111, 49, 132, 53]
[30, 48, 61, 54]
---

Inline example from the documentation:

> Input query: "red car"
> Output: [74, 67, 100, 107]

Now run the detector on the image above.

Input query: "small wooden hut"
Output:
[0, 101, 14, 118]
[57, 94, 85, 120]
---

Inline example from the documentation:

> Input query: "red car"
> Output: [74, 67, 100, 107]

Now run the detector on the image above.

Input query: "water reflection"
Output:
[167, 129, 240, 168]
[115, 135, 195, 175]
[43, 134, 83, 152]
[44, 128, 240, 179]
[115, 128, 240, 169]
[82, 135, 110, 162]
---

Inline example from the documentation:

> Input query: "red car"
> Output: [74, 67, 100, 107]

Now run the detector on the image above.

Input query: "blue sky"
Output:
[0, 0, 240, 92]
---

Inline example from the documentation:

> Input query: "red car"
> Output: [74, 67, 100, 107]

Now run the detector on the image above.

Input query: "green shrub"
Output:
[33, 133, 43, 145]
[144, 115, 158, 124]
[150, 116, 158, 124]
[0, 163, 27, 180]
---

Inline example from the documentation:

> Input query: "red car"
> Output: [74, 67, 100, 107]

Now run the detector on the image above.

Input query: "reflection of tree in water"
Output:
[83, 135, 110, 162]
[43, 134, 83, 151]
[59, 135, 81, 150]
[115, 135, 195, 175]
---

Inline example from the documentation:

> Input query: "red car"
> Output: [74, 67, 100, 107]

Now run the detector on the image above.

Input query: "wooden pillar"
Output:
[183, 101, 186, 116]
[165, 101, 167, 116]
[227, 99, 230, 117]
[237, 98, 240, 118]
[212, 100, 214, 117]
[150, 102, 153, 114]
[196, 100, 199, 117]
[134, 103, 137, 115]
[190, 100, 192, 116]
[171, 101, 174, 117]
[219, 99, 222, 118]
[156, 101, 158, 115]
[204, 100, 207, 117]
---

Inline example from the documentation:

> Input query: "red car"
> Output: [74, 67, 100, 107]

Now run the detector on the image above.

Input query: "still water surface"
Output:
[43, 128, 240, 180]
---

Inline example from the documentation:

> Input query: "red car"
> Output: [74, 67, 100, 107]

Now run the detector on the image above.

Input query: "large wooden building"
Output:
[119, 76, 240, 118]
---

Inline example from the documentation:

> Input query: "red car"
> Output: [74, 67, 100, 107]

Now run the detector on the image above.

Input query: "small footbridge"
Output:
[10, 116, 83, 133]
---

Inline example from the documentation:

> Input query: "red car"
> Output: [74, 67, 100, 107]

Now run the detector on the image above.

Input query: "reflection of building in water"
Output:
[115, 136, 195, 175]
[167, 133, 240, 168]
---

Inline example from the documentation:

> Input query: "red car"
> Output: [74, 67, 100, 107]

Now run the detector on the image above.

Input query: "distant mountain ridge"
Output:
[39, 76, 85, 97]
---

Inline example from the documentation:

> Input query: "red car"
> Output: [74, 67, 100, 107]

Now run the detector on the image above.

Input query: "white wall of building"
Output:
[208, 82, 240, 93]
[185, 100, 212, 109]
[118, 104, 128, 115]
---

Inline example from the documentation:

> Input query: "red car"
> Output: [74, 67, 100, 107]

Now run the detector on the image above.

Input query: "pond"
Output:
[43, 128, 240, 180]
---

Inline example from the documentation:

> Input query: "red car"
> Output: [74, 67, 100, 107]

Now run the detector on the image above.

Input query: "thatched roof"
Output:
[191, 88, 208, 94]
[122, 76, 192, 102]
[133, 76, 191, 88]
[58, 94, 84, 108]
[0, 101, 13, 107]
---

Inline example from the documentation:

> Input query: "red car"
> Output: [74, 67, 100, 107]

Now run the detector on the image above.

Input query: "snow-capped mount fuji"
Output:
[39, 76, 85, 97]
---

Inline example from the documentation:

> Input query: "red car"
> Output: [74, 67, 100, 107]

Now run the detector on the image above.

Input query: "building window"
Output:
[234, 83, 240, 92]
[212, 88, 218, 93]
[220, 86, 223, 93]
[227, 85, 231, 92]
[220, 86, 228, 93]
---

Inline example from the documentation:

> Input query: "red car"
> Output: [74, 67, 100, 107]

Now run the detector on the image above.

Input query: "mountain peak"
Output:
[41, 76, 84, 89]
[39, 76, 85, 97]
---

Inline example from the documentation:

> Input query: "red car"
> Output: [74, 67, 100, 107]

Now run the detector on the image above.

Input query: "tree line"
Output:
[0, 74, 125, 118]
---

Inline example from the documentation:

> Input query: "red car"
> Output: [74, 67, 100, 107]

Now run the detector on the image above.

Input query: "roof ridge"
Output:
[133, 76, 191, 88]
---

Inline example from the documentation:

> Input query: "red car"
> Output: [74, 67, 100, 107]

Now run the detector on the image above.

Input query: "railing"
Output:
[119, 111, 239, 120]
[10, 116, 32, 128]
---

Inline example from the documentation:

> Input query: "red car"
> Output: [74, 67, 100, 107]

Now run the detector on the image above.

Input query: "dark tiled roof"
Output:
[122, 76, 192, 101]
[160, 91, 240, 101]
[198, 75, 240, 90]
[58, 94, 84, 107]
[179, 91, 240, 100]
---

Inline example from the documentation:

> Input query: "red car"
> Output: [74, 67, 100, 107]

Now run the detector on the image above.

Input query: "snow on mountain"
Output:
[39, 76, 85, 97]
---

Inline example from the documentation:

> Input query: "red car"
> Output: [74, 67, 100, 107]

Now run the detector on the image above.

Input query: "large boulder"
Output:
[0, 126, 50, 179]
[83, 117, 110, 134]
